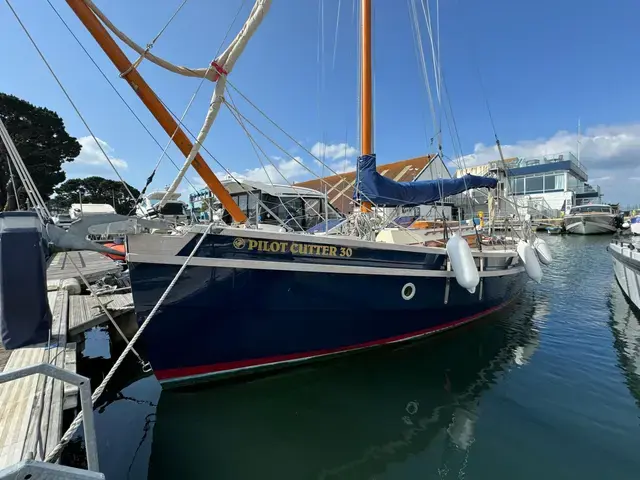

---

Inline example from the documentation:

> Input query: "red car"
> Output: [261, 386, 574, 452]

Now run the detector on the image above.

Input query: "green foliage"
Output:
[0, 92, 81, 211]
[53, 176, 141, 215]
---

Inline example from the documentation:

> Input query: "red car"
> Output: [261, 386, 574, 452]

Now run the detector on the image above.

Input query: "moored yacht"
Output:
[563, 204, 621, 235]
[609, 238, 640, 311]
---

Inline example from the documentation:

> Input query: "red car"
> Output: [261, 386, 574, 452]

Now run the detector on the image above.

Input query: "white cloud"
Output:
[214, 156, 309, 184]
[456, 123, 640, 205]
[329, 159, 356, 174]
[310, 142, 358, 161]
[459, 123, 640, 169]
[74, 136, 128, 170]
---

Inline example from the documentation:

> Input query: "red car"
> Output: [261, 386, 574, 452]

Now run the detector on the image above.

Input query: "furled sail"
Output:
[355, 154, 497, 206]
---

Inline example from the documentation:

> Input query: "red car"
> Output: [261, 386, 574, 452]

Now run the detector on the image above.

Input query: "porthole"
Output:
[402, 282, 416, 300]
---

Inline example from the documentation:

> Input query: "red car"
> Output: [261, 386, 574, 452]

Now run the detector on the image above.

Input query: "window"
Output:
[260, 194, 305, 230]
[247, 193, 257, 222]
[513, 177, 525, 194]
[525, 176, 544, 193]
[544, 173, 564, 191]
[570, 205, 612, 214]
[158, 203, 185, 215]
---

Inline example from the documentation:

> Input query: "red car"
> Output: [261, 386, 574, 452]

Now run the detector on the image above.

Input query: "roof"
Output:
[221, 179, 324, 198]
[294, 155, 436, 213]
[69, 203, 116, 215]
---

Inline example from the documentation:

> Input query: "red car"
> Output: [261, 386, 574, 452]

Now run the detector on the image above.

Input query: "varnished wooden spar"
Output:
[360, 0, 373, 212]
[65, 0, 247, 223]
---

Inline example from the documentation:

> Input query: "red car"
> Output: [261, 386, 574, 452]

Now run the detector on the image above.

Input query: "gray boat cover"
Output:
[0, 212, 51, 349]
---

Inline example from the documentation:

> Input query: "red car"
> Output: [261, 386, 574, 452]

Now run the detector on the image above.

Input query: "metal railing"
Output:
[0, 363, 99, 473]
[489, 151, 588, 178]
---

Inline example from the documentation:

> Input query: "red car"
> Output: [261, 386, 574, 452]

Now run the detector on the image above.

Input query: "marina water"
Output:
[71, 235, 640, 479]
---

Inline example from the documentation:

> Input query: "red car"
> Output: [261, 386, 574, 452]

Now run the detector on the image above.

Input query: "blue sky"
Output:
[1, 0, 640, 205]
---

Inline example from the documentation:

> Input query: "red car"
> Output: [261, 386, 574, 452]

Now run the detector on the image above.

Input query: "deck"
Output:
[46, 250, 121, 284]
[0, 290, 75, 468]
[68, 292, 134, 338]
[0, 250, 125, 471]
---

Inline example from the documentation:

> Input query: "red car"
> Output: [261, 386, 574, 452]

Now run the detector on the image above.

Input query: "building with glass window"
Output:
[455, 151, 602, 215]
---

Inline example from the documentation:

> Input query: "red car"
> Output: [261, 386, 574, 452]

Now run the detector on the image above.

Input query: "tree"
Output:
[53, 176, 141, 215]
[0, 93, 81, 211]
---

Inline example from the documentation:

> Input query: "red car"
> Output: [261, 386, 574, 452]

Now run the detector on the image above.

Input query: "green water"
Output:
[75, 235, 640, 479]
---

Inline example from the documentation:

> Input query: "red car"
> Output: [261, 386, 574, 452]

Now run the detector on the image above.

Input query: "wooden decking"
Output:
[0, 289, 76, 468]
[0, 250, 125, 471]
[46, 250, 121, 284]
[68, 292, 134, 337]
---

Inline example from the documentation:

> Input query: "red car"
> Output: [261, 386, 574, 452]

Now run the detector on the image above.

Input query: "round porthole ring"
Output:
[402, 282, 416, 301]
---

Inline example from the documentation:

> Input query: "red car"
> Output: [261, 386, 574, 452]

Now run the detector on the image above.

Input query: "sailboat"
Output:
[26, 0, 549, 387]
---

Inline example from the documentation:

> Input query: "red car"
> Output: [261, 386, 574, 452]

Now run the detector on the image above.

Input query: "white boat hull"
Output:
[610, 242, 640, 311]
[564, 216, 617, 235]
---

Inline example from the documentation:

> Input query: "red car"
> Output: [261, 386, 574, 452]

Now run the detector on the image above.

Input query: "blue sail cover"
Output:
[355, 154, 497, 206]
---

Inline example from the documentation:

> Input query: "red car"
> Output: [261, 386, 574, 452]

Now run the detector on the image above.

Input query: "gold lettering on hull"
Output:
[234, 238, 353, 258]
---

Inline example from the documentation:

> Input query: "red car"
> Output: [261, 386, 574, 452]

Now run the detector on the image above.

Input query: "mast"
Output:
[577, 117, 581, 163]
[65, 0, 247, 223]
[360, 0, 373, 212]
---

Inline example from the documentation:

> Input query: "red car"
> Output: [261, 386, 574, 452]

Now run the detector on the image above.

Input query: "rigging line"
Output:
[215, 0, 250, 58]
[332, 0, 342, 69]
[82, 0, 216, 80]
[223, 99, 445, 219]
[121, 0, 190, 77]
[152, 98, 299, 232]
[223, 99, 381, 208]
[412, 2, 477, 229]
[408, 0, 438, 140]
[225, 81, 358, 185]
[6, 159, 21, 210]
[225, 93, 311, 231]
[407, 0, 437, 155]
[5, 0, 136, 203]
[134, 0, 248, 199]
[226, 92, 323, 221]
[419, 0, 443, 148]
[44, 0, 200, 196]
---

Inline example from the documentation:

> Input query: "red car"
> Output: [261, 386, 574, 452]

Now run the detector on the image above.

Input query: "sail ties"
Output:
[210, 61, 229, 81]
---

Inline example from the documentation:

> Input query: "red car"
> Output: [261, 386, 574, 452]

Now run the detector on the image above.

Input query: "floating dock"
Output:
[0, 251, 132, 472]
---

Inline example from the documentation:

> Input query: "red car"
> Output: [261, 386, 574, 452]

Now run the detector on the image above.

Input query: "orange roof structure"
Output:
[295, 155, 437, 214]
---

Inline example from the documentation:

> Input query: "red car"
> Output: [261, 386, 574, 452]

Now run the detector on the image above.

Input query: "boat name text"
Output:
[233, 238, 352, 257]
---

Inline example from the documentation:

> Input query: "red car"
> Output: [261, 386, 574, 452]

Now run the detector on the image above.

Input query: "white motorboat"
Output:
[563, 204, 620, 234]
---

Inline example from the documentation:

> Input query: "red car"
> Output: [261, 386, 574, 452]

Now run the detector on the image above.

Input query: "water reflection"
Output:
[608, 282, 640, 408]
[147, 294, 540, 479]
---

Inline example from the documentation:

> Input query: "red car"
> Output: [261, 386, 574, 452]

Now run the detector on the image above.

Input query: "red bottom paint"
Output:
[154, 301, 511, 383]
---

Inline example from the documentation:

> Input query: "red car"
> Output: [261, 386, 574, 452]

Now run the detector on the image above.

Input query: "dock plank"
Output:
[68, 292, 134, 337]
[47, 250, 121, 284]
[0, 289, 75, 469]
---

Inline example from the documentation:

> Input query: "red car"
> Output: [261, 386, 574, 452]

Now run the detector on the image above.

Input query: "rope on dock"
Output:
[45, 224, 213, 463]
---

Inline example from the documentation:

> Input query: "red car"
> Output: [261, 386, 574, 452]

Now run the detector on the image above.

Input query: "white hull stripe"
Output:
[128, 253, 525, 278]
[566, 221, 616, 233]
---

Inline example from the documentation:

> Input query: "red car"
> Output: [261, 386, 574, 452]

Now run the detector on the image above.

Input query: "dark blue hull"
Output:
[128, 231, 528, 385]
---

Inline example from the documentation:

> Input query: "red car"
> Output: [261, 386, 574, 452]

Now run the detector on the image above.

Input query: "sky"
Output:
[1, 0, 640, 206]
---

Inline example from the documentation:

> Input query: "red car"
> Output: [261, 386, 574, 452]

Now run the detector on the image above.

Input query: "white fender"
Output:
[517, 240, 543, 283]
[446, 234, 479, 294]
[533, 237, 553, 265]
